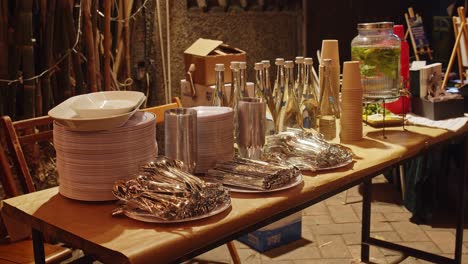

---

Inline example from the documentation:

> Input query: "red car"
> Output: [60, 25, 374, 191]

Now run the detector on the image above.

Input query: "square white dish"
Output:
[70, 91, 145, 118]
[48, 93, 146, 131]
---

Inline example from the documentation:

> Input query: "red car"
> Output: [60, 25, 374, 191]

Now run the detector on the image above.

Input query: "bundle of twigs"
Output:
[0, 0, 153, 120]
[0, 0, 156, 194]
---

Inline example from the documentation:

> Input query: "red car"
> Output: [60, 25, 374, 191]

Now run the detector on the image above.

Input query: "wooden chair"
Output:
[141, 97, 183, 124]
[0, 115, 73, 263]
[142, 98, 241, 264]
[1, 115, 54, 194]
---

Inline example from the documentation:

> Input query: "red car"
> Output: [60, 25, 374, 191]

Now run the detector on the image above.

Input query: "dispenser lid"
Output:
[358, 22, 394, 30]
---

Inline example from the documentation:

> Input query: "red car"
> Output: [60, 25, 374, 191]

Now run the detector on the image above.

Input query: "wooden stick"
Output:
[116, 0, 123, 50]
[113, 37, 124, 78]
[458, 7, 468, 83]
[124, 0, 133, 84]
[166, 0, 172, 99]
[64, 0, 85, 95]
[441, 20, 466, 89]
[112, 0, 124, 75]
[405, 13, 420, 61]
[156, 0, 168, 103]
[55, 2, 71, 103]
[92, 0, 101, 91]
[104, 0, 112, 90]
[0, 0, 9, 116]
[83, 0, 98, 92]
[408, 7, 415, 18]
[452, 16, 464, 83]
[20, 0, 36, 118]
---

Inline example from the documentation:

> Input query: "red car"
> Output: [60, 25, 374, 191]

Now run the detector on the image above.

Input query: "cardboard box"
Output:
[412, 97, 464, 120]
[457, 85, 468, 112]
[184, 38, 246, 86]
[180, 79, 254, 107]
[237, 212, 302, 252]
[410, 63, 442, 98]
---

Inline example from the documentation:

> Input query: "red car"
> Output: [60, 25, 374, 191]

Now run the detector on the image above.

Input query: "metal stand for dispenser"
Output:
[363, 90, 409, 139]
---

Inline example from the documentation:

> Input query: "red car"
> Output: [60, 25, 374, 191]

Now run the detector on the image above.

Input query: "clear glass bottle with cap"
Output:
[272, 58, 285, 123]
[229, 61, 241, 108]
[212, 63, 227, 106]
[254, 62, 265, 99]
[230, 61, 242, 141]
[277, 60, 302, 132]
[300, 57, 319, 129]
[262, 60, 273, 105]
[262, 60, 277, 135]
[318, 59, 336, 140]
[294, 56, 305, 101]
[351, 21, 401, 100]
[239, 61, 248, 97]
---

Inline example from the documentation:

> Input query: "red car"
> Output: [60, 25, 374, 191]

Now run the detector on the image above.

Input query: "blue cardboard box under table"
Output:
[237, 213, 302, 252]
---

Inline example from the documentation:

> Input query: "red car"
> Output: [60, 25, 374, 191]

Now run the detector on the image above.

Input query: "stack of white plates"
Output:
[191, 106, 234, 173]
[53, 111, 157, 201]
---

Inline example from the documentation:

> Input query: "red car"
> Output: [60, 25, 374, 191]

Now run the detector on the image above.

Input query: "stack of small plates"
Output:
[53, 111, 157, 201]
[191, 106, 234, 173]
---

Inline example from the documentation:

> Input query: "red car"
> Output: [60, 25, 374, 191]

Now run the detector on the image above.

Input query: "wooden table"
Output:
[1, 124, 467, 264]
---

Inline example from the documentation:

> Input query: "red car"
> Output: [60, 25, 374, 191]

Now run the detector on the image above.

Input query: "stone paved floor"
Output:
[186, 175, 468, 264]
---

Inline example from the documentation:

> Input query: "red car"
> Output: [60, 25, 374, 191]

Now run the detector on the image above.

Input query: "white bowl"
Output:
[70, 91, 145, 118]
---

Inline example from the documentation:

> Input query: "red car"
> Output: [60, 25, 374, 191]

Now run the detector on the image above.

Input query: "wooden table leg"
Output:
[361, 178, 371, 263]
[454, 136, 467, 264]
[32, 228, 46, 264]
[227, 241, 241, 264]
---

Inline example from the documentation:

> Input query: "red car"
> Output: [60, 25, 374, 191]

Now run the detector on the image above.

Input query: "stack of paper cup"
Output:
[340, 61, 363, 142]
[321, 39, 341, 118]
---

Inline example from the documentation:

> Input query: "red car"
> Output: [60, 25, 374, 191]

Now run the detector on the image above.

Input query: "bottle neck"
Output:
[303, 64, 314, 96]
[255, 69, 264, 96]
[215, 71, 224, 90]
[240, 69, 246, 90]
[276, 65, 284, 82]
[285, 67, 294, 96]
[264, 67, 271, 91]
[295, 64, 304, 83]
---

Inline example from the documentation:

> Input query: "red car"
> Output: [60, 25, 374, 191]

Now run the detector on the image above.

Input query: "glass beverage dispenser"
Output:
[351, 22, 401, 101]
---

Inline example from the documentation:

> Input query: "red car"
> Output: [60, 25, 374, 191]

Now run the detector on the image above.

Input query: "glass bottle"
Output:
[294, 56, 305, 101]
[351, 22, 401, 101]
[212, 63, 227, 106]
[277, 60, 302, 132]
[239, 61, 248, 97]
[321, 40, 341, 119]
[272, 58, 285, 125]
[318, 59, 336, 140]
[262, 60, 273, 105]
[229, 61, 241, 108]
[230, 61, 242, 141]
[262, 60, 276, 135]
[300, 57, 319, 129]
